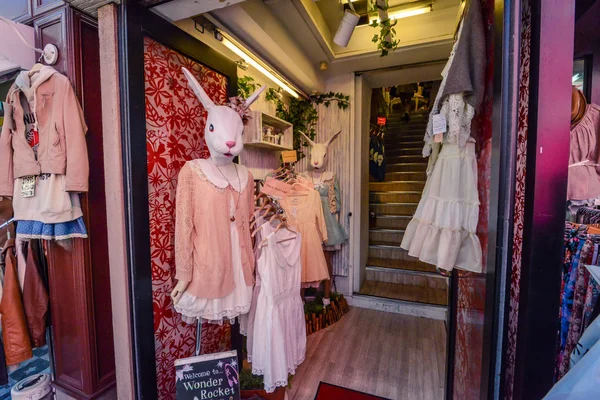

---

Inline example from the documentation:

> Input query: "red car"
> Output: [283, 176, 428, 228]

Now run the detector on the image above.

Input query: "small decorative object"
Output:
[262, 125, 275, 143]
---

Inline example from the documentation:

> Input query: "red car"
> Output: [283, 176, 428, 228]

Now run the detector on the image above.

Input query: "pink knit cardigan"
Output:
[175, 160, 255, 299]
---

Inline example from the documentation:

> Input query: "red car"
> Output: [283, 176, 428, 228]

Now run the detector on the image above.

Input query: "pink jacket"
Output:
[0, 67, 88, 197]
[175, 160, 255, 299]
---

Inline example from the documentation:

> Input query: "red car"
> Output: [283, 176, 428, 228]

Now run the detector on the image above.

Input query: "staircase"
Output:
[359, 110, 449, 307]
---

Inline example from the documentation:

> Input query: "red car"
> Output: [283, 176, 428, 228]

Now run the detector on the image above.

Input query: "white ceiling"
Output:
[151, 0, 461, 93]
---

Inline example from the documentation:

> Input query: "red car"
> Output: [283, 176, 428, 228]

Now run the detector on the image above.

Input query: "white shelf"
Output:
[243, 111, 293, 151]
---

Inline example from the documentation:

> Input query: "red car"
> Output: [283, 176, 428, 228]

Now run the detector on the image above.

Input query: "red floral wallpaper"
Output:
[505, 1, 531, 398]
[453, 1, 495, 398]
[144, 37, 232, 399]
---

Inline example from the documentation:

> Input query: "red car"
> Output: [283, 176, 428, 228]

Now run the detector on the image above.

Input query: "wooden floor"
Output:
[287, 307, 447, 400]
[359, 280, 449, 306]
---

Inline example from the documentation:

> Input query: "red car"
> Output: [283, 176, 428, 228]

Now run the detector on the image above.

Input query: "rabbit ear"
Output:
[325, 130, 342, 147]
[182, 67, 215, 110]
[243, 85, 267, 109]
[298, 130, 315, 147]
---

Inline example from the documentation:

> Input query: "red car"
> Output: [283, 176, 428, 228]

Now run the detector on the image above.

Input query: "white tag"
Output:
[432, 114, 447, 135]
[21, 176, 36, 198]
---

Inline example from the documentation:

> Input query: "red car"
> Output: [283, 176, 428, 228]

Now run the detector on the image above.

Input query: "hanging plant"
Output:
[266, 88, 350, 159]
[370, 0, 399, 57]
[237, 76, 259, 99]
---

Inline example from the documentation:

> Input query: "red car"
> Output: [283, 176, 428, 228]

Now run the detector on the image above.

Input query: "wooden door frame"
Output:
[117, 2, 238, 398]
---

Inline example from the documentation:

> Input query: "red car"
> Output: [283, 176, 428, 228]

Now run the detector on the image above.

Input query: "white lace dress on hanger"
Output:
[401, 19, 482, 273]
[247, 222, 306, 392]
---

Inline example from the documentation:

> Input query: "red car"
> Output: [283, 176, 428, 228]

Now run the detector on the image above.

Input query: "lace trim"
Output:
[187, 159, 249, 193]
[426, 195, 480, 206]
[174, 304, 251, 325]
[16, 232, 88, 240]
[251, 354, 306, 393]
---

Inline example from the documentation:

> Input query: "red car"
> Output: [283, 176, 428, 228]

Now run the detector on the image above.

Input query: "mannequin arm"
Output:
[171, 280, 190, 305]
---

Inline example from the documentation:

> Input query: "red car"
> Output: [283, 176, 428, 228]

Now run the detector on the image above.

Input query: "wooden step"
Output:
[366, 266, 448, 289]
[369, 229, 405, 245]
[385, 147, 422, 157]
[369, 181, 425, 192]
[384, 140, 423, 150]
[372, 215, 412, 230]
[367, 257, 438, 273]
[387, 155, 427, 164]
[370, 191, 422, 203]
[359, 280, 448, 306]
[369, 244, 417, 260]
[386, 163, 427, 173]
[370, 202, 418, 215]
[382, 171, 427, 181]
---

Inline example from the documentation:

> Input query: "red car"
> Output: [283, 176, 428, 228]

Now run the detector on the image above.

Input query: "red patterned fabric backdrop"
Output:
[144, 37, 232, 399]
[504, 1, 531, 398]
[453, 1, 495, 398]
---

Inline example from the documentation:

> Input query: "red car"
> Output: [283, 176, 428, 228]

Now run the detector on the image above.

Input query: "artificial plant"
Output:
[265, 88, 350, 159]
[237, 76, 259, 99]
[370, 0, 399, 57]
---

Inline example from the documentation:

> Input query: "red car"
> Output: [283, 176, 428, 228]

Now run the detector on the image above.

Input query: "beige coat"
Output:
[0, 66, 88, 197]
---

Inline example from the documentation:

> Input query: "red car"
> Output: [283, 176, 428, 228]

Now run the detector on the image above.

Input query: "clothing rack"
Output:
[0, 218, 14, 230]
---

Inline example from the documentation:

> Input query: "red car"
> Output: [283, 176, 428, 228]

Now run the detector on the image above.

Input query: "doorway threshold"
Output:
[351, 293, 447, 320]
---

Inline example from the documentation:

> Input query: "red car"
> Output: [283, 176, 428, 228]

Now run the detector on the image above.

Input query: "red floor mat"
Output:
[314, 382, 390, 400]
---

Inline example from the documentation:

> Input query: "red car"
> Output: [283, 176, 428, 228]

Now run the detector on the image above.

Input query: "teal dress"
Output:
[313, 175, 348, 249]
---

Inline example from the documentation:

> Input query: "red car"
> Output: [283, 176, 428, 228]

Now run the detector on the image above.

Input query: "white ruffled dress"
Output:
[400, 20, 482, 273]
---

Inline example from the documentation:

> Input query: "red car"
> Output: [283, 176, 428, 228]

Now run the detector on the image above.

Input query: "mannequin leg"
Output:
[323, 250, 333, 300]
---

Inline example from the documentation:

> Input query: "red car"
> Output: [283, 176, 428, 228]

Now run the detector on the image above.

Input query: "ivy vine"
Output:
[370, 0, 399, 57]
[265, 88, 350, 159]
[237, 76, 259, 99]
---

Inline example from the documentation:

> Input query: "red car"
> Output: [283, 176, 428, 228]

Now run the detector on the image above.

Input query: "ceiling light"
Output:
[369, 4, 432, 23]
[222, 37, 299, 98]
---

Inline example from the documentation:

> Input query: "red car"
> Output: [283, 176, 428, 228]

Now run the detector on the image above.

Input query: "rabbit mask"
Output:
[182, 67, 266, 165]
[299, 130, 342, 170]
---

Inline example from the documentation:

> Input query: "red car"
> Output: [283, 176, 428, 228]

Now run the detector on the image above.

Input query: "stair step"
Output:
[370, 191, 422, 203]
[385, 140, 423, 149]
[369, 243, 418, 260]
[367, 257, 438, 273]
[370, 202, 418, 215]
[383, 171, 427, 181]
[369, 181, 425, 192]
[366, 266, 448, 289]
[372, 215, 412, 230]
[358, 280, 448, 306]
[385, 147, 422, 156]
[387, 155, 427, 164]
[386, 163, 427, 173]
[389, 135, 426, 143]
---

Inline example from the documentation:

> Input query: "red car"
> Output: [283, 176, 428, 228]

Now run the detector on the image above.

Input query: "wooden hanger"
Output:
[28, 63, 44, 77]
[571, 86, 587, 127]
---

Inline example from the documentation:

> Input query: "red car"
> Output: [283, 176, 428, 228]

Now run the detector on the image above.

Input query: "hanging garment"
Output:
[571, 312, 600, 369]
[0, 337, 7, 386]
[575, 206, 600, 224]
[280, 189, 329, 286]
[567, 104, 600, 201]
[401, 139, 482, 272]
[22, 239, 49, 348]
[248, 223, 306, 393]
[369, 132, 386, 182]
[306, 172, 348, 250]
[0, 239, 32, 365]
[173, 159, 254, 322]
[0, 66, 89, 197]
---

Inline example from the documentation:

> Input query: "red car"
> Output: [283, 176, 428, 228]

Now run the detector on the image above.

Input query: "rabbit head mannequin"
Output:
[171, 67, 265, 305]
[299, 130, 341, 175]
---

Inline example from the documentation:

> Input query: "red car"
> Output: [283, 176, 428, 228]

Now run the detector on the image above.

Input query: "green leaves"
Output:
[264, 89, 351, 159]
[237, 76, 259, 99]
[369, 0, 400, 57]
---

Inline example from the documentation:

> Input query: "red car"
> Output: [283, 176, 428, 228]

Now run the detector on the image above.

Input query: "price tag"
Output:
[21, 176, 36, 198]
[377, 116, 387, 126]
[432, 113, 447, 135]
[281, 150, 297, 163]
[261, 177, 292, 198]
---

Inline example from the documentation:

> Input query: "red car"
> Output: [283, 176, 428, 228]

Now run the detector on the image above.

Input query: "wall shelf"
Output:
[243, 110, 293, 151]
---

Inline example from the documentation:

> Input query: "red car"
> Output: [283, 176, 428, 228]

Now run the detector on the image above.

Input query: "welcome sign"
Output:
[175, 351, 240, 400]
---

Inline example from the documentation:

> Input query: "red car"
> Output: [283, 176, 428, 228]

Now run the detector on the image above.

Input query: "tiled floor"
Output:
[0, 346, 51, 400]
